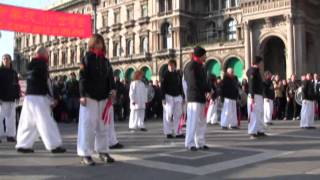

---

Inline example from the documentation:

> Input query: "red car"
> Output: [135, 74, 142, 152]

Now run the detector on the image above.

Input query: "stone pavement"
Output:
[1, 120, 320, 180]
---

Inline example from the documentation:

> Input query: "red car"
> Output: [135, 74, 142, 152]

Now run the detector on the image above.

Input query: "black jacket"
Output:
[302, 80, 316, 101]
[184, 60, 210, 103]
[247, 67, 263, 96]
[26, 58, 50, 96]
[79, 52, 115, 101]
[0, 67, 20, 101]
[66, 79, 80, 98]
[161, 70, 183, 99]
[221, 75, 239, 100]
[286, 81, 299, 99]
[263, 79, 275, 100]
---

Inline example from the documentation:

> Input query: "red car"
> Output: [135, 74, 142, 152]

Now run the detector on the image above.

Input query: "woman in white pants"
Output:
[0, 54, 20, 142]
[77, 34, 116, 166]
[129, 71, 148, 131]
[263, 71, 275, 126]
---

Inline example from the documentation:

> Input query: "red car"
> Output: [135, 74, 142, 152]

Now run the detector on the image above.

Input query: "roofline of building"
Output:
[46, 0, 86, 11]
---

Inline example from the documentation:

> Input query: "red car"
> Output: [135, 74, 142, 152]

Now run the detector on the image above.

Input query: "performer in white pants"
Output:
[300, 73, 316, 129]
[129, 71, 148, 131]
[263, 71, 275, 125]
[108, 105, 123, 149]
[77, 34, 116, 166]
[184, 46, 210, 151]
[247, 56, 266, 139]
[206, 74, 219, 125]
[220, 68, 239, 129]
[16, 47, 65, 153]
[161, 60, 184, 138]
[0, 54, 20, 142]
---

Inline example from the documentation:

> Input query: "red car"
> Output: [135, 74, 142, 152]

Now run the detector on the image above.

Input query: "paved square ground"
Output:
[1, 120, 320, 179]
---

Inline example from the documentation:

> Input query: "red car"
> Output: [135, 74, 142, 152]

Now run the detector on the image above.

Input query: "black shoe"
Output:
[7, 137, 16, 142]
[175, 134, 185, 139]
[265, 122, 273, 126]
[221, 126, 228, 130]
[110, 143, 124, 149]
[99, 153, 115, 163]
[257, 132, 267, 137]
[17, 148, 34, 153]
[140, 128, 148, 132]
[182, 124, 186, 128]
[189, 146, 197, 151]
[199, 145, 210, 150]
[166, 134, 174, 139]
[230, 126, 239, 130]
[249, 134, 259, 140]
[51, 147, 66, 153]
[305, 127, 316, 129]
[81, 156, 95, 166]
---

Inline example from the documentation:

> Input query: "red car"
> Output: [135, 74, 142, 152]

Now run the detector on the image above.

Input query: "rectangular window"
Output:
[127, 8, 133, 21]
[167, 0, 172, 11]
[141, 4, 148, 17]
[114, 11, 120, 24]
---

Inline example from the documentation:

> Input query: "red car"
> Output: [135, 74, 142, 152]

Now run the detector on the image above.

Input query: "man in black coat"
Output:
[300, 73, 316, 129]
[0, 54, 20, 142]
[184, 46, 210, 151]
[247, 56, 266, 139]
[15, 47, 66, 154]
[220, 68, 239, 129]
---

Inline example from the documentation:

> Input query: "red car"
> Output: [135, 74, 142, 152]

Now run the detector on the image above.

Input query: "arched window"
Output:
[126, 39, 134, 56]
[141, 36, 149, 53]
[161, 23, 172, 49]
[226, 19, 237, 41]
[207, 22, 217, 42]
[114, 42, 121, 57]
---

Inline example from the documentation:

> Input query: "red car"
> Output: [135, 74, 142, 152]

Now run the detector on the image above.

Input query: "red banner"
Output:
[0, 4, 92, 38]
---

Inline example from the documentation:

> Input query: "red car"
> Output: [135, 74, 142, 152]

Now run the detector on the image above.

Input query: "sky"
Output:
[0, 0, 58, 58]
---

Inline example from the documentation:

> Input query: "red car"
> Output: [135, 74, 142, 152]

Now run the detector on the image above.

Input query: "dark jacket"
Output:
[286, 81, 299, 99]
[247, 67, 263, 96]
[79, 52, 115, 101]
[0, 67, 20, 101]
[263, 79, 275, 100]
[184, 60, 210, 103]
[302, 80, 316, 101]
[221, 75, 239, 100]
[161, 70, 183, 99]
[66, 79, 80, 98]
[26, 58, 50, 96]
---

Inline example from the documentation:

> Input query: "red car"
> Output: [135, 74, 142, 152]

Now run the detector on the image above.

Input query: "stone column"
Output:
[244, 21, 251, 73]
[286, 15, 294, 78]
[294, 16, 306, 76]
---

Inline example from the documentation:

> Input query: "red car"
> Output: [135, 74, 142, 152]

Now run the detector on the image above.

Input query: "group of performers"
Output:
[0, 34, 318, 166]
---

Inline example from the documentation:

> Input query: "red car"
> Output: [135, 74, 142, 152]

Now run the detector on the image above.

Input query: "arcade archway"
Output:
[141, 66, 152, 81]
[205, 59, 221, 77]
[159, 64, 168, 80]
[125, 68, 135, 81]
[261, 36, 286, 79]
[113, 69, 124, 81]
[225, 57, 244, 81]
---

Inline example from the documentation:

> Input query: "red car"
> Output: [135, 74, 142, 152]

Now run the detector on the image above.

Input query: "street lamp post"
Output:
[89, 0, 100, 34]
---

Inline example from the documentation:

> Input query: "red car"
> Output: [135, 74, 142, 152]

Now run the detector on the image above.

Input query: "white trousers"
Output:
[163, 95, 183, 135]
[77, 98, 109, 156]
[185, 103, 206, 148]
[16, 96, 62, 150]
[300, 100, 315, 128]
[108, 106, 119, 146]
[129, 109, 145, 129]
[248, 95, 265, 135]
[0, 102, 16, 137]
[206, 100, 219, 125]
[220, 98, 237, 128]
[264, 99, 273, 123]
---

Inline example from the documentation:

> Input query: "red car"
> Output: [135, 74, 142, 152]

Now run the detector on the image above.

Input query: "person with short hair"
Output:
[247, 56, 266, 139]
[263, 71, 275, 126]
[300, 73, 316, 129]
[15, 47, 66, 153]
[184, 46, 210, 151]
[161, 60, 185, 139]
[77, 34, 116, 166]
[129, 70, 148, 131]
[220, 68, 239, 130]
[0, 54, 20, 143]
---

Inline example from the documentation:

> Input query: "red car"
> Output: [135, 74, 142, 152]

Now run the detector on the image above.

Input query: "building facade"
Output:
[14, 0, 320, 81]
